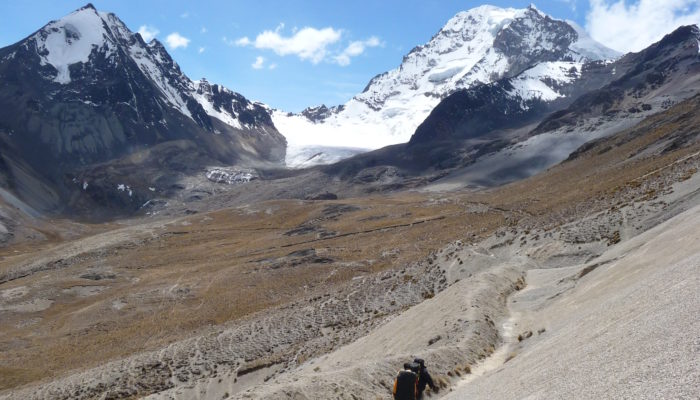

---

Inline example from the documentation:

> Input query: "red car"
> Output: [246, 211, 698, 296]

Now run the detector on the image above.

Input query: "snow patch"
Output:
[192, 82, 242, 129]
[286, 145, 370, 168]
[35, 8, 112, 84]
[116, 183, 133, 196]
[205, 168, 257, 184]
[128, 45, 192, 118]
[427, 66, 466, 83]
[112, 299, 127, 310]
[508, 61, 582, 102]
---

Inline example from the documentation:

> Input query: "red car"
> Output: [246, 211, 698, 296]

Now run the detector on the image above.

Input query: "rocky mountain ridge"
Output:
[0, 3, 286, 217]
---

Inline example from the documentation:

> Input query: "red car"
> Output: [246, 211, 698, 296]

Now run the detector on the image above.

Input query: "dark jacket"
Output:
[417, 367, 436, 394]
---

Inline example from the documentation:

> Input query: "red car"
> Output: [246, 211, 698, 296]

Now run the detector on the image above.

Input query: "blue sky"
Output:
[1, 1, 699, 111]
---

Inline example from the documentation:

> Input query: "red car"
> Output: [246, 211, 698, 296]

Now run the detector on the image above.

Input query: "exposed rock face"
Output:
[300, 105, 345, 123]
[491, 7, 579, 77]
[409, 61, 604, 144]
[0, 4, 286, 216]
[193, 79, 276, 131]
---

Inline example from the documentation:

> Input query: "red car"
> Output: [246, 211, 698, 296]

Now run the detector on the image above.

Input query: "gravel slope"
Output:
[444, 204, 700, 399]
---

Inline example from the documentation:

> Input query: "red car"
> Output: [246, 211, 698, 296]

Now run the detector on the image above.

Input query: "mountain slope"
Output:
[533, 25, 700, 135]
[0, 4, 286, 216]
[418, 24, 700, 189]
[273, 5, 618, 164]
[320, 25, 700, 192]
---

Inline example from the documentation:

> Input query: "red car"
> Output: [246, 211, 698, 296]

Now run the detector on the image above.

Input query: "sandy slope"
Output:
[444, 204, 700, 399]
[144, 167, 700, 400]
[228, 265, 523, 399]
[214, 170, 700, 400]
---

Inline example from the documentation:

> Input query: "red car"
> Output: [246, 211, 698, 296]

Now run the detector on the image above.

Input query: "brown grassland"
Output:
[1, 96, 699, 391]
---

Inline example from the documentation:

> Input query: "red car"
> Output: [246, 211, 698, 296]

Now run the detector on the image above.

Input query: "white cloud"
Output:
[586, 0, 700, 53]
[198, 47, 206, 54]
[137, 25, 159, 42]
[180, 12, 189, 19]
[233, 24, 382, 66]
[234, 36, 251, 46]
[201, 27, 208, 34]
[236, 26, 342, 64]
[252, 56, 265, 69]
[333, 36, 382, 66]
[165, 32, 191, 49]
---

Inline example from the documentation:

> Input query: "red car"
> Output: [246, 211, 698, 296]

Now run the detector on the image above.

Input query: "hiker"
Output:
[394, 359, 439, 400]
[414, 358, 438, 399]
[393, 362, 420, 400]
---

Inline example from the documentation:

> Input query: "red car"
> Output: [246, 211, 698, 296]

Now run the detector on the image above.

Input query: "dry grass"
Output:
[0, 193, 507, 389]
[1, 97, 699, 391]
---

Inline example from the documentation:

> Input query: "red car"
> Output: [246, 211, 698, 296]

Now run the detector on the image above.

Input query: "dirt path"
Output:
[215, 264, 524, 399]
[448, 261, 581, 393]
[452, 313, 519, 388]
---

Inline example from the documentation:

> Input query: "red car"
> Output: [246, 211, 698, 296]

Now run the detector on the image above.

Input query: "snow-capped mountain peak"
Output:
[14, 2, 622, 170]
[33, 4, 111, 84]
[0, 3, 287, 175]
[355, 4, 616, 111]
[21, 3, 279, 137]
[29, 3, 195, 119]
[273, 3, 620, 166]
[0, 4, 288, 214]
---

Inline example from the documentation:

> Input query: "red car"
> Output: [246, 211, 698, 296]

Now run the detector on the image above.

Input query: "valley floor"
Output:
[1, 104, 700, 399]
